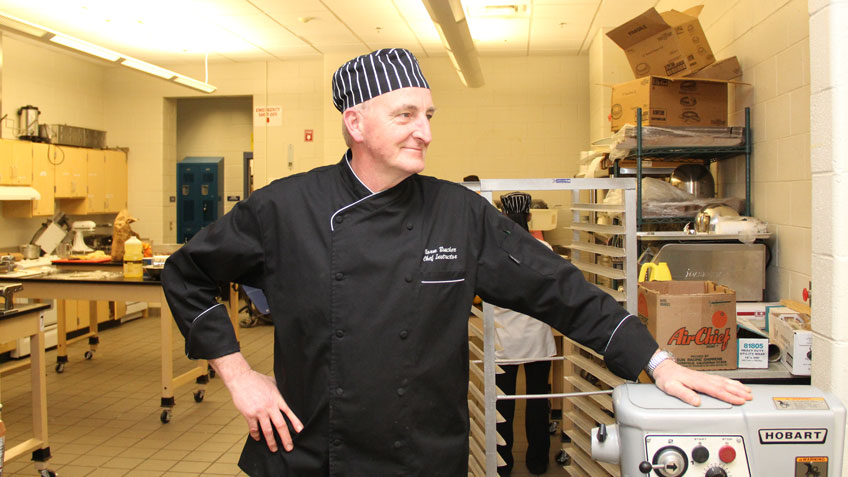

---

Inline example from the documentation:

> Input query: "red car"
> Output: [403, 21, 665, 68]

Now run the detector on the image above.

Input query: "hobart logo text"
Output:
[667, 327, 731, 351]
[759, 429, 827, 445]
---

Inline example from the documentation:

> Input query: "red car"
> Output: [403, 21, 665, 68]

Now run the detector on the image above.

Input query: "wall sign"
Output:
[254, 106, 282, 126]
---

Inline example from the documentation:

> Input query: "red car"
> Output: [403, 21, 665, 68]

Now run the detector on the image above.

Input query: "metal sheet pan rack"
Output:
[467, 178, 638, 476]
[612, 107, 752, 229]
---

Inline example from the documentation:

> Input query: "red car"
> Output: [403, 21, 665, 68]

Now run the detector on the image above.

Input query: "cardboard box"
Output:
[607, 6, 715, 78]
[737, 338, 769, 369]
[767, 307, 812, 376]
[770, 314, 812, 376]
[610, 76, 729, 132]
[764, 305, 802, 333]
[688, 56, 743, 81]
[638, 281, 737, 370]
[736, 301, 780, 330]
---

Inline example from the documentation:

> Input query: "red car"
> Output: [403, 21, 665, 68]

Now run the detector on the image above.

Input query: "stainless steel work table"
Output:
[0, 272, 211, 423]
[0, 302, 54, 476]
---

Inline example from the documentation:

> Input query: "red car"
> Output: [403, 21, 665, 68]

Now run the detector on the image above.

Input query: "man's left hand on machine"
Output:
[650, 350, 753, 407]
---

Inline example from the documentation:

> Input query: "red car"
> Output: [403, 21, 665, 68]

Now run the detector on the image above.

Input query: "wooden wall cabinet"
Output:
[55, 146, 87, 198]
[3, 142, 56, 218]
[2, 141, 128, 218]
[0, 138, 33, 185]
[61, 148, 127, 215]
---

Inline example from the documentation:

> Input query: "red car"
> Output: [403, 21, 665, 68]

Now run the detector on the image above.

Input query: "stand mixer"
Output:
[71, 221, 96, 253]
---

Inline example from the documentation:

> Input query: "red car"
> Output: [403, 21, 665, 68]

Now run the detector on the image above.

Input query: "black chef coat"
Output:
[162, 150, 658, 476]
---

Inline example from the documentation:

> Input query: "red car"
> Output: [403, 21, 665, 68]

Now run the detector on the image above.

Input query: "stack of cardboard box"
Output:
[607, 6, 743, 132]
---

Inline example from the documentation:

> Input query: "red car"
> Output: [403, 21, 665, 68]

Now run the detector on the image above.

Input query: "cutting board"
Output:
[51, 257, 113, 264]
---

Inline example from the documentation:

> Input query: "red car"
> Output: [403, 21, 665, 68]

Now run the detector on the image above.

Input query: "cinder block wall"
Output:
[809, 0, 848, 464]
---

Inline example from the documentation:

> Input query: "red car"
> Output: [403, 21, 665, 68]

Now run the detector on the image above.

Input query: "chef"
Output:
[162, 48, 752, 476]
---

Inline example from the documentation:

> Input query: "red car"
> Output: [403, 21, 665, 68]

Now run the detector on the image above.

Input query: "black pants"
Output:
[496, 361, 551, 476]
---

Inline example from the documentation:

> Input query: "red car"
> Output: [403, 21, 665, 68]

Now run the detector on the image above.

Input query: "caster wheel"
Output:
[55, 363, 65, 373]
[548, 421, 559, 435]
[160, 409, 172, 423]
[39, 470, 57, 477]
[555, 450, 571, 466]
[194, 389, 205, 402]
[84, 350, 93, 360]
[208, 368, 216, 379]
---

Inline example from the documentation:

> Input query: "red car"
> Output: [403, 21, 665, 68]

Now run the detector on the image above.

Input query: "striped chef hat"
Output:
[500, 192, 532, 215]
[332, 48, 430, 112]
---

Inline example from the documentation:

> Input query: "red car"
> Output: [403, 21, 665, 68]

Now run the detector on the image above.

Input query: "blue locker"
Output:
[177, 156, 224, 243]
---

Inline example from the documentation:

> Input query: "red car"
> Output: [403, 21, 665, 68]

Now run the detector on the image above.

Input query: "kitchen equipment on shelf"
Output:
[16, 105, 41, 141]
[670, 163, 715, 198]
[19, 243, 40, 259]
[695, 203, 740, 232]
[638, 262, 672, 282]
[653, 242, 766, 301]
[71, 220, 96, 253]
[30, 212, 70, 255]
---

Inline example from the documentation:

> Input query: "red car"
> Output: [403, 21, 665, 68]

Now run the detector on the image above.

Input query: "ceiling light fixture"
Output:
[421, 0, 485, 88]
[121, 58, 176, 79]
[50, 35, 122, 62]
[0, 12, 216, 93]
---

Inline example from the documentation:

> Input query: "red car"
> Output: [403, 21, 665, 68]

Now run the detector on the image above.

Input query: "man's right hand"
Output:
[210, 353, 303, 452]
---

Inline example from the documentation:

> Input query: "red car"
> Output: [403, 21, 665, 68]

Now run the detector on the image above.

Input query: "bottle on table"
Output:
[123, 236, 144, 279]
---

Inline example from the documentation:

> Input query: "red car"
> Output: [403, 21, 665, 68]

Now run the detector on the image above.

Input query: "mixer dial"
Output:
[705, 466, 729, 477]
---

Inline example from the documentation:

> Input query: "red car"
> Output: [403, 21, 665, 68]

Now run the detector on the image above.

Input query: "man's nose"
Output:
[413, 115, 432, 144]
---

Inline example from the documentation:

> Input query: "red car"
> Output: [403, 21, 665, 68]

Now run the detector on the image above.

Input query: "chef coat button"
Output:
[333, 439, 342, 447]
[402, 378, 409, 385]
[404, 274, 412, 283]
[394, 440, 404, 449]
[335, 215, 344, 224]
[399, 330, 409, 339]
[335, 272, 344, 281]
[335, 329, 344, 338]
[336, 387, 344, 396]
[406, 222, 414, 230]
[397, 387, 406, 396]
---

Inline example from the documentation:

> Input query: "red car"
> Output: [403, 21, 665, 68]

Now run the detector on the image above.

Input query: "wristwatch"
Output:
[645, 350, 675, 379]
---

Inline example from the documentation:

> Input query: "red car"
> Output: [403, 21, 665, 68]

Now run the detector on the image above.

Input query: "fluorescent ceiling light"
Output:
[0, 12, 215, 93]
[174, 75, 216, 93]
[121, 58, 176, 80]
[0, 15, 47, 38]
[50, 35, 122, 62]
[422, 0, 485, 88]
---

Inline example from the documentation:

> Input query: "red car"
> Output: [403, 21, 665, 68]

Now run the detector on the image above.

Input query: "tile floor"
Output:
[1, 310, 568, 476]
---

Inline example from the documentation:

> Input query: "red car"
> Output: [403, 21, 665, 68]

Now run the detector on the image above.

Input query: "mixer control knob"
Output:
[691, 444, 710, 463]
[705, 466, 728, 477]
[651, 446, 688, 477]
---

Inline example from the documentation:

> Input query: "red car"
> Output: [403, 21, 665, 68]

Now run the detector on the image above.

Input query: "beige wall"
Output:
[0, 35, 108, 247]
[810, 0, 848, 439]
[588, 0, 811, 303]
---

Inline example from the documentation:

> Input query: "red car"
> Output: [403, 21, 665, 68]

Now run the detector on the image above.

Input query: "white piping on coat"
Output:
[330, 155, 386, 232]
[603, 313, 634, 353]
[191, 303, 224, 324]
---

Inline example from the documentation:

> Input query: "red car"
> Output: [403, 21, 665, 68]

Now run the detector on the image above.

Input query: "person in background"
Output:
[162, 48, 752, 476]
[493, 191, 556, 476]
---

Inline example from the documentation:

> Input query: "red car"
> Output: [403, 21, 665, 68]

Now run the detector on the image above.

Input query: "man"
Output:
[162, 48, 751, 476]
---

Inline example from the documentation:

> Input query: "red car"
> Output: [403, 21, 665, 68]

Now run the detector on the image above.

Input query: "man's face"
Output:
[357, 87, 435, 178]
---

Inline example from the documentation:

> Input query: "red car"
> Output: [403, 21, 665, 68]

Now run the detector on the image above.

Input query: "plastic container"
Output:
[123, 236, 144, 279]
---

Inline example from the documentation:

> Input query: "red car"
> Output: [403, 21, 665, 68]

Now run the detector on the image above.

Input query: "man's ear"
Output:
[343, 108, 365, 143]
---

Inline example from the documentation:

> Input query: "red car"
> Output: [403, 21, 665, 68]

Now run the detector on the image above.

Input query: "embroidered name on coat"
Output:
[423, 246, 458, 262]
